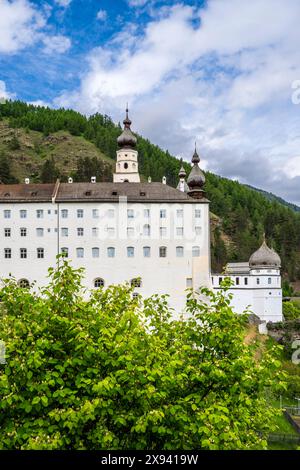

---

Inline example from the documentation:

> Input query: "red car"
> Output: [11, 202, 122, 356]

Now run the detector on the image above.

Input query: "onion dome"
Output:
[178, 165, 186, 178]
[117, 107, 137, 149]
[177, 165, 189, 192]
[187, 144, 205, 191]
[249, 239, 281, 268]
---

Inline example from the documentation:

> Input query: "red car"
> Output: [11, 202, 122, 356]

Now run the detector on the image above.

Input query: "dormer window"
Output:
[4, 192, 10, 197]
[85, 191, 91, 196]
[112, 191, 118, 196]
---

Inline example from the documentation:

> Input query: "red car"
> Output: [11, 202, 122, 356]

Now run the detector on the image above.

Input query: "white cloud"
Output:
[0, 80, 15, 101]
[0, 0, 45, 53]
[42, 35, 71, 54]
[54, 0, 71, 7]
[56, 0, 300, 205]
[0, 0, 71, 55]
[127, 0, 149, 6]
[96, 9, 107, 21]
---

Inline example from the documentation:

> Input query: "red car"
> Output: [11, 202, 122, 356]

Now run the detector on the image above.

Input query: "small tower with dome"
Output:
[177, 163, 189, 193]
[212, 236, 282, 323]
[113, 107, 140, 183]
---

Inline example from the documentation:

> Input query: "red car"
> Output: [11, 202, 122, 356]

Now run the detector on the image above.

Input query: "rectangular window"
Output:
[76, 248, 84, 258]
[77, 227, 84, 236]
[4, 248, 11, 259]
[92, 227, 99, 237]
[36, 210, 44, 219]
[159, 246, 167, 258]
[127, 246, 135, 258]
[256, 278, 260, 285]
[144, 209, 150, 218]
[61, 209, 68, 219]
[107, 247, 115, 258]
[127, 227, 135, 237]
[20, 248, 27, 259]
[176, 227, 184, 236]
[4, 228, 11, 237]
[186, 278, 193, 288]
[195, 209, 201, 218]
[107, 227, 115, 237]
[176, 209, 183, 218]
[143, 246, 151, 258]
[160, 227, 167, 237]
[37, 248, 44, 259]
[20, 228, 27, 237]
[4, 210, 11, 219]
[244, 277, 248, 285]
[77, 209, 84, 218]
[48, 210, 51, 215]
[236, 277, 240, 285]
[20, 210, 27, 219]
[107, 209, 115, 218]
[92, 247, 99, 258]
[219, 277, 223, 285]
[61, 247, 68, 257]
[195, 226, 201, 235]
[92, 209, 99, 219]
[268, 277, 272, 285]
[160, 209, 166, 219]
[36, 228, 44, 237]
[176, 246, 184, 257]
[61, 227, 68, 237]
[127, 209, 134, 219]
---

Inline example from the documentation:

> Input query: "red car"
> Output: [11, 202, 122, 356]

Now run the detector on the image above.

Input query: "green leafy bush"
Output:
[0, 259, 285, 450]
[283, 301, 300, 320]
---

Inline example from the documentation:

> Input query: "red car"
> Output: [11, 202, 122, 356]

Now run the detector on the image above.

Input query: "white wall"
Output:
[0, 199, 211, 316]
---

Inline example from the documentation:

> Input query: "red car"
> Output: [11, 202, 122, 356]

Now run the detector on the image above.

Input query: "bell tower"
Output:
[113, 107, 140, 183]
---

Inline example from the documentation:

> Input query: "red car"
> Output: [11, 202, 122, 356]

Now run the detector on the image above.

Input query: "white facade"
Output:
[212, 264, 282, 322]
[0, 193, 211, 316]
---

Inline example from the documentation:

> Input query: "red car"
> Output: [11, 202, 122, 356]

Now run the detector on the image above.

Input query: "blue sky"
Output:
[1, 0, 300, 205]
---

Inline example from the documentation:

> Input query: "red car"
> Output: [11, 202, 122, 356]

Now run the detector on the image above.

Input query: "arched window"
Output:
[268, 277, 272, 285]
[76, 247, 84, 258]
[92, 247, 99, 258]
[131, 278, 142, 288]
[94, 278, 105, 288]
[143, 224, 151, 236]
[192, 246, 200, 257]
[18, 279, 30, 288]
[124, 162, 128, 169]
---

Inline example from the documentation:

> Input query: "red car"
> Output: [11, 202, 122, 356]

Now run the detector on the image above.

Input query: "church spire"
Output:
[187, 143, 206, 199]
[117, 106, 137, 149]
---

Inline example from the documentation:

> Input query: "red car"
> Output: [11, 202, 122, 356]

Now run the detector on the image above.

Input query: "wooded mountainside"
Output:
[0, 100, 300, 281]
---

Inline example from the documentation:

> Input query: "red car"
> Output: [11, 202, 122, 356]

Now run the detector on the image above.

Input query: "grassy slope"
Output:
[0, 119, 113, 182]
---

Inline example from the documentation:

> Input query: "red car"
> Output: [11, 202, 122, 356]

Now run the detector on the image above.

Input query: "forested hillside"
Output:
[1, 100, 300, 281]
